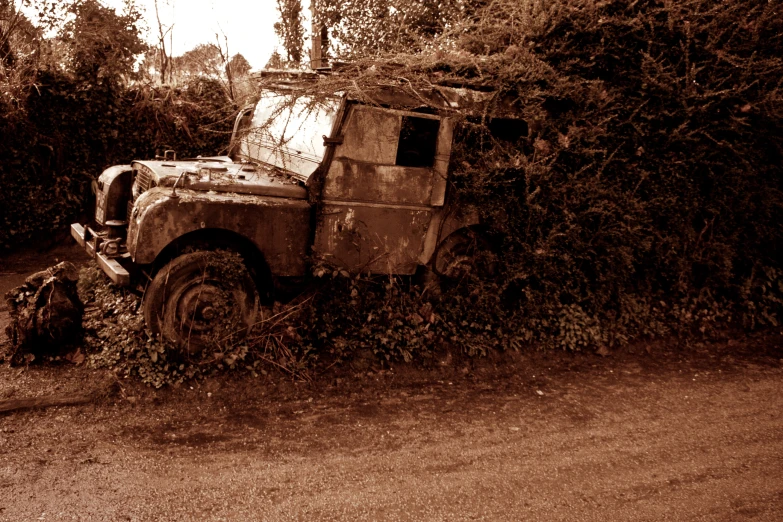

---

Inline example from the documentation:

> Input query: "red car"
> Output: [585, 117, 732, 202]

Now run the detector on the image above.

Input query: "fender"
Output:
[127, 188, 312, 276]
[95, 165, 132, 225]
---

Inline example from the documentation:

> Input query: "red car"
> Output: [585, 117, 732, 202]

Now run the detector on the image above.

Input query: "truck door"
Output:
[313, 104, 452, 274]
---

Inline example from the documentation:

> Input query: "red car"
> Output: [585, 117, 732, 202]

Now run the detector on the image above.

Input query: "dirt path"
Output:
[0, 338, 781, 521]
[1, 243, 782, 520]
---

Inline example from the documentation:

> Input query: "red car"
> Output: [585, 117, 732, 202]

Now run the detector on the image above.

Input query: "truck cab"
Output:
[72, 81, 492, 351]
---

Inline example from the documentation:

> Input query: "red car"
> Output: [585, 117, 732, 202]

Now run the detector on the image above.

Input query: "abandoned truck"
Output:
[72, 81, 508, 350]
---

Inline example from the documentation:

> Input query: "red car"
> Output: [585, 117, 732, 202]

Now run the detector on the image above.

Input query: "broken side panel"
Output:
[323, 160, 433, 205]
[317, 204, 432, 274]
[313, 105, 450, 274]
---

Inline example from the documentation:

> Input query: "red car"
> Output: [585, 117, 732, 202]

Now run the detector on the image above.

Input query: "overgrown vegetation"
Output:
[79, 260, 313, 388]
[265, 0, 783, 355]
[450, 0, 783, 349]
[4, 0, 783, 381]
[78, 261, 503, 387]
[0, 0, 240, 249]
[1, 75, 237, 248]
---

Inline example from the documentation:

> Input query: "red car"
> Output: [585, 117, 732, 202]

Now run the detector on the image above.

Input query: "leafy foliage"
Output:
[4, 0, 783, 379]
[279, 0, 783, 353]
[442, 0, 783, 348]
[0, 1, 238, 249]
[0, 71, 236, 248]
[59, 0, 147, 84]
[315, 0, 463, 58]
[274, 0, 305, 65]
[80, 260, 305, 388]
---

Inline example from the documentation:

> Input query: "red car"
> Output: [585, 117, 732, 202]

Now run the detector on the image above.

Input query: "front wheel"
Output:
[143, 251, 259, 353]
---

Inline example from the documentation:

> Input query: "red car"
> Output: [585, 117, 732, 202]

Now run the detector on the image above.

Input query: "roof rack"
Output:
[249, 67, 522, 118]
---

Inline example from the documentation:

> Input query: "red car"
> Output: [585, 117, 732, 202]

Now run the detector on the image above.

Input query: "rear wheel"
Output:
[433, 229, 498, 281]
[143, 251, 259, 353]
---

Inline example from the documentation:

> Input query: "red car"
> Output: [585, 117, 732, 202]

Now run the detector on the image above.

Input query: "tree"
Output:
[152, 0, 173, 84]
[227, 52, 251, 78]
[1, 1, 32, 114]
[226, 52, 253, 105]
[58, 0, 147, 84]
[0, 1, 40, 80]
[168, 42, 251, 104]
[274, 0, 304, 66]
[173, 42, 223, 81]
[265, 48, 284, 69]
[314, 0, 462, 59]
[0, 0, 21, 68]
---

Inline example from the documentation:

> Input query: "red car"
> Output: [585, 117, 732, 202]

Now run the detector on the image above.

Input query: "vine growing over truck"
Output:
[272, 0, 783, 354]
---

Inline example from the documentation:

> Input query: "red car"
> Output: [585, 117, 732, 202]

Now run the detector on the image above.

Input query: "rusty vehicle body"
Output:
[71, 78, 504, 349]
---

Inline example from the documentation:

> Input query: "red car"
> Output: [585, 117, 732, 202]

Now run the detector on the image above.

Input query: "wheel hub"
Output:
[175, 283, 238, 337]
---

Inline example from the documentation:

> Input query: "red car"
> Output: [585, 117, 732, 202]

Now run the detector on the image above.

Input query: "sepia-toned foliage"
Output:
[314, 0, 464, 59]
[28, 0, 782, 384]
[59, 0, 147, 84]
[2, 0, 782, 378]
[266, 0, 783, 357]
[0, 2, 237, 249]
[274, 0, 305, 66]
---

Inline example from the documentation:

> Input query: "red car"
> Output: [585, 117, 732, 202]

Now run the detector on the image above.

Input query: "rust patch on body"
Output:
[323, 159, 433, 206]
[315, 204, 431, 274]
[128, 189, 311, 276]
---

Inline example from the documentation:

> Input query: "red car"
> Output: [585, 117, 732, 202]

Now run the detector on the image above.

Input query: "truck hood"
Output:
[131, 158, 308, 200]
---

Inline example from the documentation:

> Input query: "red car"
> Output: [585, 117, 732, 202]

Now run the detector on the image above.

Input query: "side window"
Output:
[396, 116, 441, 168]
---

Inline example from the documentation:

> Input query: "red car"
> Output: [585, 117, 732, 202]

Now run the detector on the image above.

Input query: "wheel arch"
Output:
[150, 228, 274, 304]
[431, 224, 499, 279]
[420, 205, 484, 267]
[128, 189, 311, 278]
[439, 222, 492, 243]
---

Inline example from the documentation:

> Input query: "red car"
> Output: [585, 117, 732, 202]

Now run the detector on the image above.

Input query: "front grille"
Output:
[128, 166, 155, 221]
[136, 168, 153, 193]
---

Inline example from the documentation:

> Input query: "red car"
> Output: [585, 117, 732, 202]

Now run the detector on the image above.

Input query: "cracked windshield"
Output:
[238, 93, 339, 179]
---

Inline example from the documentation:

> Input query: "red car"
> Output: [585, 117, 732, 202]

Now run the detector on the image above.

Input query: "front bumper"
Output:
[71, 223, 131, 286]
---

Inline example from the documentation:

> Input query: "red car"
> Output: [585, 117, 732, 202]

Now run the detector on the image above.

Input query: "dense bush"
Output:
[273, 0, 783, 355]
[449, 0, 783, 347]
[0, 73, 236, 249]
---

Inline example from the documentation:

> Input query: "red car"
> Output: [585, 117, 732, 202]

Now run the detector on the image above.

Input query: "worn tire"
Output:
[433, 229, 498, 281]
[143, 251, 259, 353]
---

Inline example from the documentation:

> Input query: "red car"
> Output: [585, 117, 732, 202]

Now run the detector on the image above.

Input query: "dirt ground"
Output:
[1, 244, 782, 521]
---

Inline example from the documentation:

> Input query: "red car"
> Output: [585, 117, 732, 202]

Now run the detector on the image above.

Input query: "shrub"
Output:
[0, 74, 236, 249]
[285, 0, 783, 352]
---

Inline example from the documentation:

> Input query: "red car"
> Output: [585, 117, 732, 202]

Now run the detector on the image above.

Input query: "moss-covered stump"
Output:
[3, 262, 84, 364]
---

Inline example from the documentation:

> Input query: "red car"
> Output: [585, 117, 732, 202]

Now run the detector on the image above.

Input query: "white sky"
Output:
[20, 0, 302, 70]
[19, 0, 318, 69]
[110, 0, 286, 69]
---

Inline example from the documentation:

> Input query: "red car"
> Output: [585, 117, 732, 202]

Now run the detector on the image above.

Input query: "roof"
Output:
[250, 68, 522, 119]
